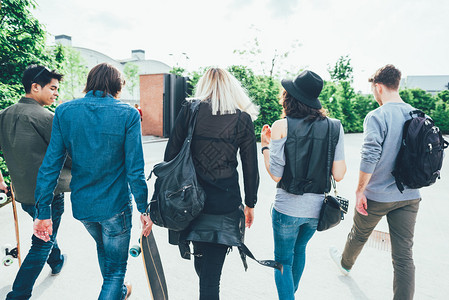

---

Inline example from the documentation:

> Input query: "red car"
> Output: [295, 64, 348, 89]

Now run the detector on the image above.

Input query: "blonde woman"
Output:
[164, 67, 259, 300]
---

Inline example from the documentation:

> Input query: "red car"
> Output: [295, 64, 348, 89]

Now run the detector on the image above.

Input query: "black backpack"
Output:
[392, 110, 448, 192]
[148, 101, 206, 231]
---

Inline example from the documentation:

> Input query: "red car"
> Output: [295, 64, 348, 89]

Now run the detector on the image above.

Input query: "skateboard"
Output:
[130, 232, 168, 300]
[0, 185, 22, 266]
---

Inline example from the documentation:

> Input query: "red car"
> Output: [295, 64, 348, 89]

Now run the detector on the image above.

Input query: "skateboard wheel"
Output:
[2, 255, 14, 266]
[0, 193, 7, 204]
[129, 245, 141, 257]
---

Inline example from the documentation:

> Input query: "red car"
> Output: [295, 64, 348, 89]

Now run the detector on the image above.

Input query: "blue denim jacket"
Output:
[35, 91, 148, 221]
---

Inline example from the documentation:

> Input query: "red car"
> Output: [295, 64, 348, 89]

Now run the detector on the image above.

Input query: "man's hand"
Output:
[244, 206, 254, 228]
[33, 219, 53, 242]
[355, 191, 368, 216]
[140, 213, 153, 237]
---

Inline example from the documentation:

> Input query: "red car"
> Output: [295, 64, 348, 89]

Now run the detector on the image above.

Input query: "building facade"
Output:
[55, 35, 171, 103]
[400, 75, 449, 95]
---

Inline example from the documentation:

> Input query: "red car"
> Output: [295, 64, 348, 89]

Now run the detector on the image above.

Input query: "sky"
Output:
[33, 0, 449, 93]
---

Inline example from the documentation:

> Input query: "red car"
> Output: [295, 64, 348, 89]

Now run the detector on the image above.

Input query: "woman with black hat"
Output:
[261, 70, 347, 299]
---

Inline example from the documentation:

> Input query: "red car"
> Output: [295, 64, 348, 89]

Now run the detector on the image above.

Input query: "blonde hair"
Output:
[192, 68, 259, 120]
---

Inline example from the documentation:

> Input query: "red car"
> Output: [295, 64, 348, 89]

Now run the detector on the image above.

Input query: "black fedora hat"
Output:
[281, 70, 323, 109]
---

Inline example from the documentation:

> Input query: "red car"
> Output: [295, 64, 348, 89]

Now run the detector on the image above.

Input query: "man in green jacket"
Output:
[0, 65, 71, 300]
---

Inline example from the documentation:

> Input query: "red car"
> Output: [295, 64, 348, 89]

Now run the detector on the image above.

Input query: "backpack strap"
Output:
[409, 109, 425, 118]
[394, 175, 405, 193]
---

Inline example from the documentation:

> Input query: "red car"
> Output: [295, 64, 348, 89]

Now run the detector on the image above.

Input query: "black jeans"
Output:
[193, 241, 229, 300]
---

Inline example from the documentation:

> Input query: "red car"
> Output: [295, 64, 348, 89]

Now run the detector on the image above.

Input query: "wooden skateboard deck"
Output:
[140, 232, 168, 300]
[0, 185, 21, 266]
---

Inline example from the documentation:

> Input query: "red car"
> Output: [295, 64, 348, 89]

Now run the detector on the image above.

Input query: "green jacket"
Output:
[0, 97, 71, 205]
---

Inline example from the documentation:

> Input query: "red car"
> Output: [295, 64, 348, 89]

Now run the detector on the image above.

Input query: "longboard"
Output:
[129, 232, 168, 299]
[0, 185, 21, 266]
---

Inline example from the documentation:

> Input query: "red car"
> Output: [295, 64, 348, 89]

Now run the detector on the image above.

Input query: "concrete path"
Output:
[1, 133, 448, 299]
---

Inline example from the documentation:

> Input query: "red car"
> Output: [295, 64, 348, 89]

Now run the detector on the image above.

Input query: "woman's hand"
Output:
[260, 124, 271, 147]
[244, 206, 254, 228]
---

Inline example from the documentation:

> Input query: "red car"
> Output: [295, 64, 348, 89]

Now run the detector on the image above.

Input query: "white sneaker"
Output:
[329, 246, 350, 276]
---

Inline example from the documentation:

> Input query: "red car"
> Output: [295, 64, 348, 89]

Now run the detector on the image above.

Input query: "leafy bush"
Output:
[171, 57, 449, 138]
[228, 65, 282, 139]
[432, 100, 449, 133]
[400, 88, 435, 115]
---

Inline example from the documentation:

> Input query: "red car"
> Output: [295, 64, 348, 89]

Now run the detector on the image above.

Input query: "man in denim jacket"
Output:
[34, 63, 153, 300]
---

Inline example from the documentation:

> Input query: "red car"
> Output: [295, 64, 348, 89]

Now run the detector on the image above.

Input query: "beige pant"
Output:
[341, 198, 420, 300]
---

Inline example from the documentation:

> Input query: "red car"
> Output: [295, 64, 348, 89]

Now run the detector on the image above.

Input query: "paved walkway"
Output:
[1, 133, 448, 299]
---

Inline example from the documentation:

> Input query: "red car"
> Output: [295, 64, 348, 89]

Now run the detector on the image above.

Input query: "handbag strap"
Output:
[325, 118, 338, 197]
[146, 100, 201, 182]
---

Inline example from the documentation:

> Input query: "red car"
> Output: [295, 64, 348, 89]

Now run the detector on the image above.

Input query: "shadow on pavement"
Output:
[338, 275, 370, 300]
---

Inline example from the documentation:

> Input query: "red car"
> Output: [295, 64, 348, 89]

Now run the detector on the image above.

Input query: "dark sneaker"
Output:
[124, 282, 132, 299]
[51, 254, 67, 276]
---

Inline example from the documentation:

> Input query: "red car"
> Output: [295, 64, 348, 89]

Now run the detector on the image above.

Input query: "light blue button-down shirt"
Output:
[35, 91, 148, 221]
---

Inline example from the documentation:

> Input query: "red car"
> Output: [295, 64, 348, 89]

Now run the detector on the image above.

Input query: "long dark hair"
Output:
[281, 90, 327, 121]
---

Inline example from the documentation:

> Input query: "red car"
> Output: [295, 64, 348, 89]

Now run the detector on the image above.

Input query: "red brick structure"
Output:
[140, 74, 165, 136]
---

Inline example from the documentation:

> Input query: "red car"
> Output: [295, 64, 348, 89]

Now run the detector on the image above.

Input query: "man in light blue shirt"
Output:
[34, 63, 153, 300]
[330, 65, 421, 300]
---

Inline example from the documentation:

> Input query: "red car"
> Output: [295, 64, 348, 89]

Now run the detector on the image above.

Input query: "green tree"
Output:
[186, 67, 209, 97]
[319, 81, 342, 119]
[431, 90, 449, 134]
[436, 90, 449, 103]
[56, 45, 88, 101]
[432, 99, 449, 134]
[400, 88, 435, 115]
[252, 76, 282, 138]
[228, 65, 282, 139]
[168, 52, 189, 77]
[352, 93, 377, 132]
[169, 66, 186, 77]
[0, 0, 60, 88]
[328, 55, 353, 83]
[327, 55, 358, 132]
[399, 88, 414, 105]
[123, 62, 139, 99]
[332, 81, 356, 132]
[233, 29, 302, 79]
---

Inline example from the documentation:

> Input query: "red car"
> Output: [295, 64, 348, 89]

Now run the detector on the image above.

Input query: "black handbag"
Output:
[317, 119, 349, 232]
[148, 101, 206, 231]
[317, 177, 349, 231]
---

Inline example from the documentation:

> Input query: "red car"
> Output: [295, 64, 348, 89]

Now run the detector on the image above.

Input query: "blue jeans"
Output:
[81, 205, 132, 300]
[272, 208, 318, 300]
[7, 193, 65, 300]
